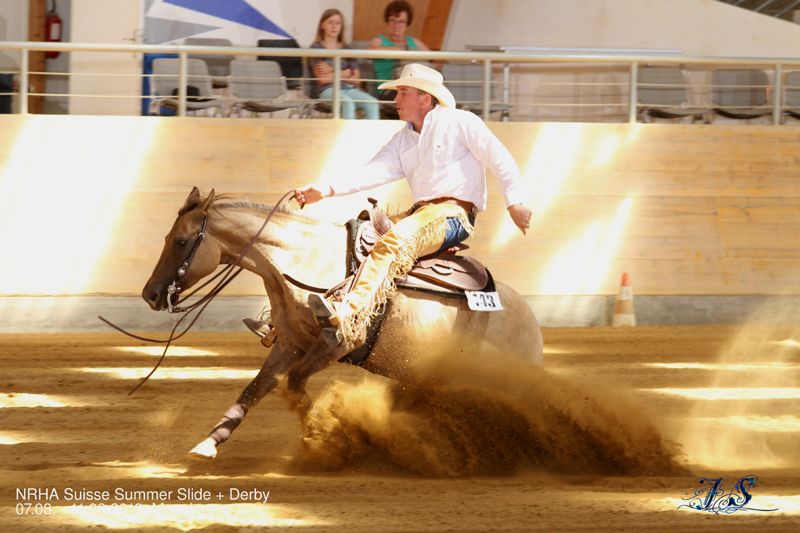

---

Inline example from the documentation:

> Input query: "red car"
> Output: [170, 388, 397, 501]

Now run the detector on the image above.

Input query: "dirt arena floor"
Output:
[1, 325, 798, 531]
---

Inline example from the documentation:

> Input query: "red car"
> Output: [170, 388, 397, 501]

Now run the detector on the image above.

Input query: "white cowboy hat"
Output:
[378, 63, 456, 108]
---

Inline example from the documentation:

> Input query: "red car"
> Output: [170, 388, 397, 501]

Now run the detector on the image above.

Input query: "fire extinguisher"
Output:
[45, 0, 63, 60]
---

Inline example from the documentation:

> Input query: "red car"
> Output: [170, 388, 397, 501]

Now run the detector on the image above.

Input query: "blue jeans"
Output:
[319, 86, 379, 120]
[437, 214, 475, 253]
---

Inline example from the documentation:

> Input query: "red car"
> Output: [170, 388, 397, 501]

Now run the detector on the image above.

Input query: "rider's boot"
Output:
[308, 295, 369, 355]
[308, 293, 341, 327]
[318, 326, 363, 357]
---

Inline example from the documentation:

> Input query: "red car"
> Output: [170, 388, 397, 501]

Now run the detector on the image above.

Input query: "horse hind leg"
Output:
[283, 338, 343, 419]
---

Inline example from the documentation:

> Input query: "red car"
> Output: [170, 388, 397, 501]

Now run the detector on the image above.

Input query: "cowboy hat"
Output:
[378, 63, 456, 108]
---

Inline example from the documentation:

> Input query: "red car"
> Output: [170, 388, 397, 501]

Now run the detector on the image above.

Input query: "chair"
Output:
[229, 59, 307, 117]
[636, 66, 708, 123]
[783, 71, 800, 121]
[150, 58, 225, 116]
[257, 38, 303, 89]
[711, 69, 771, 120]
[442, 62, 510, 118]
[184, 37, 234, 87]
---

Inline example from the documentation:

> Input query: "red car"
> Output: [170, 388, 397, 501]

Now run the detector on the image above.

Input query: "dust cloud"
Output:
[681, 298, 800, 470]
[298, 351, 681, 477]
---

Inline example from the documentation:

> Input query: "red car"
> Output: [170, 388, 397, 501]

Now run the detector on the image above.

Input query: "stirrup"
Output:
[308, 293, 341, 327]
[242, 317, 271, 338]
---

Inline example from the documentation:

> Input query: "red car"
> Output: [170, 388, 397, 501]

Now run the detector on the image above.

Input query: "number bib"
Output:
[464, 290, 504, 312]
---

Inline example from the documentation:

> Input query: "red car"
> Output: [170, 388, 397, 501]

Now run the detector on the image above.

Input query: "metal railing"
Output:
[2, 40, 800, 124]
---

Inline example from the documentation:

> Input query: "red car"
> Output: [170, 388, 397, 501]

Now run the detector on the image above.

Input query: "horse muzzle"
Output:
[142, 284, 169, 311]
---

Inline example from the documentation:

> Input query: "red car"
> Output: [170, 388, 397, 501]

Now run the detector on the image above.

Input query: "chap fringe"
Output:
[337, 211, 473, 345]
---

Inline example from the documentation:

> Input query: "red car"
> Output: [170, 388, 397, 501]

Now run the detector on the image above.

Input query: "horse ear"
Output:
[181, 187, 201, 211]
[201, 189, 215, 212]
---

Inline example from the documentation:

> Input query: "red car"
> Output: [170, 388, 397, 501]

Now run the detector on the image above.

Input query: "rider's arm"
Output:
[319, 133, 406, 197]
[296, 134, 406, 206]
[459, 112, 531, 233]
[459, 111, 525, 208]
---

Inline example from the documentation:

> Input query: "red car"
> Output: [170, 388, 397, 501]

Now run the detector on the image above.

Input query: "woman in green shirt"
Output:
[368, 0, 429, 101]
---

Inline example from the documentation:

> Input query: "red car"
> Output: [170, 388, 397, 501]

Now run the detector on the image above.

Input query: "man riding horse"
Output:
[258, 63, 532, 355]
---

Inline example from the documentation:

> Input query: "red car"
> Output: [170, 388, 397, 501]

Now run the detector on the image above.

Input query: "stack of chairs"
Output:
[637, 65, 708, 123]
[782, 70, 800, 122]
[228, 59, 306, 117]
[184, 37, 234, 88]
[711, 68, 771, 121]
[150, 58, 226, 116]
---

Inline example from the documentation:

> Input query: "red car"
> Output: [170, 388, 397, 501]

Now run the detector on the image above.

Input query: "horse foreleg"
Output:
[189, 341, 300, 460]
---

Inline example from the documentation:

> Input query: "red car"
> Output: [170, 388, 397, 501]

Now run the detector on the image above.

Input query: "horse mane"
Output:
[177, 193, 316, 223]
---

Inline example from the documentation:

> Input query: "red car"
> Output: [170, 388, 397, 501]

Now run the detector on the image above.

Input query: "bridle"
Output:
[166, 214, 209, 313]
[99, 189, 296, 395]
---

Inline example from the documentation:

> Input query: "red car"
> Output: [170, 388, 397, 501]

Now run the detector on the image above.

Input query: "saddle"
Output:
[346, 200, 492, 295]
[327, 201, 494, 368]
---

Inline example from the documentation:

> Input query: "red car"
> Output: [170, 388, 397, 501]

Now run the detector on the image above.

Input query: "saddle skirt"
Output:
[349, 205, 490, 294]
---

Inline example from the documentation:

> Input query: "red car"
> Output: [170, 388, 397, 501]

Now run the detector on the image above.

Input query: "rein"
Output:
[99, 189, 297, 395]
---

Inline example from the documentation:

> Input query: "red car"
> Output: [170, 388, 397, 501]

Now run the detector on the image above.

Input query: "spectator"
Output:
[368, 0, 429, 101]
[310, 8, 379, 120]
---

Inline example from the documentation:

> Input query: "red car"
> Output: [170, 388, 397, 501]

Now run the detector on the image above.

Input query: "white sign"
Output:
[465, 290, 504, 312]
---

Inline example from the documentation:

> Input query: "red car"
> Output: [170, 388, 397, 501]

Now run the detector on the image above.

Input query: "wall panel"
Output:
[0, 115, 798, 298]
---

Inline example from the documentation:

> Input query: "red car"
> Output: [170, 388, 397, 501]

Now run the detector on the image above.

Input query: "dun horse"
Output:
[142, 188, 543, 459]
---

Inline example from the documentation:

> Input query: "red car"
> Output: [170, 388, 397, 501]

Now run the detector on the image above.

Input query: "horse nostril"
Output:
[145, 290, 159, 304]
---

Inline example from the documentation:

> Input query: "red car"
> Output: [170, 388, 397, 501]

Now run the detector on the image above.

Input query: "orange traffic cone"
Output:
[611, 272, 636, 327]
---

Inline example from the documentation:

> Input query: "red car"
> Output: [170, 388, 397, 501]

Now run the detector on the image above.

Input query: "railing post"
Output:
[332, 55, 341, 119]
[178, 50, 187, 117]
[483, 58, 491, 121]
[502, 62, 511, 122]
[629, 60, 638, 124]
[19, 47, 29, 114]
[773, 63, 782, 125]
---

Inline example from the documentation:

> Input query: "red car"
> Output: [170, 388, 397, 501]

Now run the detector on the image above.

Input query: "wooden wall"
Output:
[0, 115, 798, 298]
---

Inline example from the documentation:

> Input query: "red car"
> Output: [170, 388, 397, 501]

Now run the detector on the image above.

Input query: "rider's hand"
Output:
[508, 204, 532, 235]
[294, 184, 331, 207]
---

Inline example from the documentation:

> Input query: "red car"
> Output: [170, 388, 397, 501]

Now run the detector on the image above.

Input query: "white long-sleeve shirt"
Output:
[324, 106, 525, 212]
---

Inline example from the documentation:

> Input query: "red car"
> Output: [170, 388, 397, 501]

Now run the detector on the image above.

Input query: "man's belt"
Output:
[411, 197, 478, 218]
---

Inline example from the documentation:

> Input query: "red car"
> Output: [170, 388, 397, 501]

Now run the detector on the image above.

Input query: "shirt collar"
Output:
[405, 106, 441, 136]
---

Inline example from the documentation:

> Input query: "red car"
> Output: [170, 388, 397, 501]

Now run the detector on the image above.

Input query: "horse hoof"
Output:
[188, 438, 217, 460]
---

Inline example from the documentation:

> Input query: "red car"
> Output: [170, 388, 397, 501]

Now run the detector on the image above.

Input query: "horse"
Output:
[142, 187, 544, 459]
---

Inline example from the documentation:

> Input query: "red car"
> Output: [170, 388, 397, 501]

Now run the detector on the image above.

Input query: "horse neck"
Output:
[209, 206, 348, 290]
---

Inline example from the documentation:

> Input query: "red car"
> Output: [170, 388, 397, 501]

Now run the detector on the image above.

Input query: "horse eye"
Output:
[176, 239, 187, 247]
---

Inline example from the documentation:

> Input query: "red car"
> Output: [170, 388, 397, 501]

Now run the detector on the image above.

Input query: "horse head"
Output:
[142, 187, 223, 311]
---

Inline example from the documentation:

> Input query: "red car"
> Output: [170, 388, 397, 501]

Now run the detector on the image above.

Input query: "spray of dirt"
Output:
[296, 350, 682, 477]
[681, 298, 800, 470]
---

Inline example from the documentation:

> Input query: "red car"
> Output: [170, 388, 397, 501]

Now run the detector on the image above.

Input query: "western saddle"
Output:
[344, 199, 493, 296]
